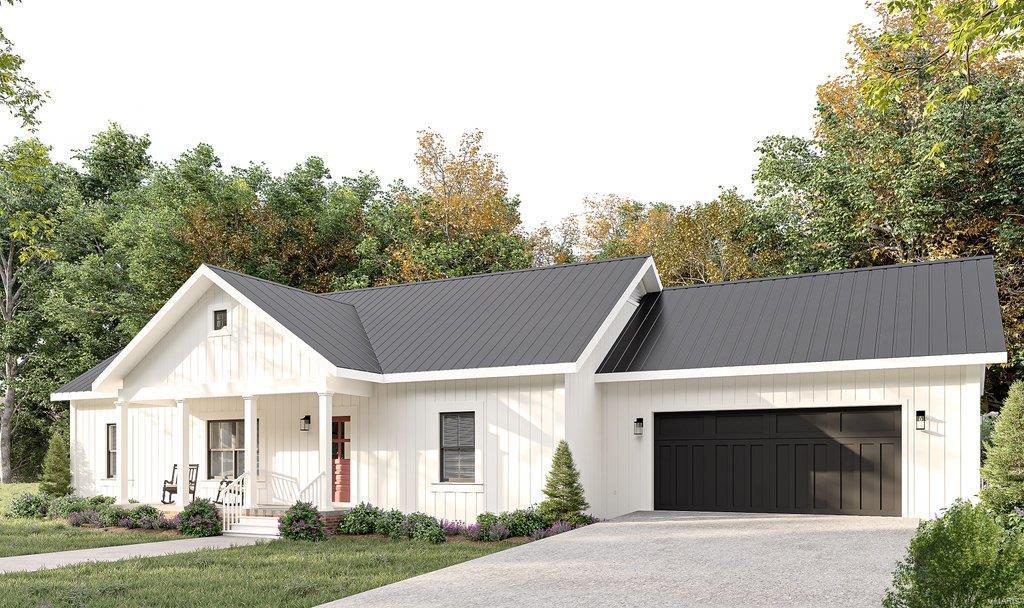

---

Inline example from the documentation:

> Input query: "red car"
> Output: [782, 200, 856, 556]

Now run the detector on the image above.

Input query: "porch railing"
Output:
[297, 471, 326, 507]
[220, 472, 247, 531]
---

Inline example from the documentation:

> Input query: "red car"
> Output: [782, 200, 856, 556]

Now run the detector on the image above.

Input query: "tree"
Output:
[980, 381, 1024, 514]
[538, 440, 590, 524]
[0, 1, 46, 129]
[38, 427, 69, 495]
[0, 138, 64, 483]
[861, 1, 1024, 120]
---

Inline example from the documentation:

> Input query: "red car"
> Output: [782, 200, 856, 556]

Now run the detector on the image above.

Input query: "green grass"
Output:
[0, 482, 180, 557]
[0, 535, 518, 608]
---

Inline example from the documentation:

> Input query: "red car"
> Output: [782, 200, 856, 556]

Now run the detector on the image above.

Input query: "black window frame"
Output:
[439, 411, 475, 483]
[212, 309, 228, 331]
[106, 423, 117, 479]
[207, 419, 259, 479]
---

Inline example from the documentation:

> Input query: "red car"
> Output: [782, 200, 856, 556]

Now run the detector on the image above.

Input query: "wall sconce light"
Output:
[633, 417, 644, 436]
[299, 415, 311, 432]
[915, 410, 926, 431]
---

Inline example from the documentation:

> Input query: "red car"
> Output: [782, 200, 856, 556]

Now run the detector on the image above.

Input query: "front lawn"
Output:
[0, 483, 180, 557]
[0, 535, 519, 608]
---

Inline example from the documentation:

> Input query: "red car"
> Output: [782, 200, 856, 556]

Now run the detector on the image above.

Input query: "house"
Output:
[52, 255, 1006, 535]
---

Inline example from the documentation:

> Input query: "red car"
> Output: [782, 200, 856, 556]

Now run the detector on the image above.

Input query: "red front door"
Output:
[332, 416, 351, 503]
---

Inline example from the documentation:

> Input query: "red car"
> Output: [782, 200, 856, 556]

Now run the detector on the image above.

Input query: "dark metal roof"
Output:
[325, 256, 650, 373]
[598, 256, 1006, 374]
[54, 352, 121, 394]
[208, 266, 382, 373]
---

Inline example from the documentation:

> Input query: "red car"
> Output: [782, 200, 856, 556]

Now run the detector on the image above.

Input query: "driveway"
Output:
[320, 511, 918, 608]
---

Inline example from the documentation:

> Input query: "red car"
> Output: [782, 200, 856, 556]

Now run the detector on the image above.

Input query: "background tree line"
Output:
[2, 0, 1024, 480]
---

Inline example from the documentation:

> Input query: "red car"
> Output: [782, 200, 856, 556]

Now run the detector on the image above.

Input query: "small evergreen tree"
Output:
[981, 381, 1024, 514]
[538, 440, 590, 524]
[39, 429, 72, 496]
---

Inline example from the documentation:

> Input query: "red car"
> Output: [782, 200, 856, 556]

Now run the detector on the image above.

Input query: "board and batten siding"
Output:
[122, 284, 331, 398]
[596, 365, 984, 519]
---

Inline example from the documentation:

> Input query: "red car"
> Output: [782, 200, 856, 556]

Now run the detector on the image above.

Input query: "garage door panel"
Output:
[654, 407, 901, 516]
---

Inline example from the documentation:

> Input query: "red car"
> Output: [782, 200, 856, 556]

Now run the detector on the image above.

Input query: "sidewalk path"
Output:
[0, 536, 263, 574]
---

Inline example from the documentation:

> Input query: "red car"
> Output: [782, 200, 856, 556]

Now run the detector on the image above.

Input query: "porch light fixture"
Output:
[633, 417, 644, 436]
[299, 415, 311, 432]
[915, 410, 926, 431]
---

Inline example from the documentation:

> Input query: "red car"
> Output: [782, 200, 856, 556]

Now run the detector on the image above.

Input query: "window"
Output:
[439, 412, 475, 483]
[207, 420, 259, 478]
[212, 309, 228, 331]
[106, 424, 117, 478]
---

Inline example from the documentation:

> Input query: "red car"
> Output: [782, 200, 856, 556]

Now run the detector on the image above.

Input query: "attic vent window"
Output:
[213, 309, 228, 331]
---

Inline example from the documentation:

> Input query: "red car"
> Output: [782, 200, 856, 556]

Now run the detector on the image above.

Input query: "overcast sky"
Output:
[0, 1, 874, 227]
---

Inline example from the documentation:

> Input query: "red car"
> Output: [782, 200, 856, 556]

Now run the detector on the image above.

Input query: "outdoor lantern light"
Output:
[915, 410, 926, 431]
[299, 415, 311, 432]
[634, 417, 644, 436]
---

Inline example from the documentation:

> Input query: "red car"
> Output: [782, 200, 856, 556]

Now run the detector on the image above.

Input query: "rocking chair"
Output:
[212, 478, 244, 506]
[161, 464, 198, 504]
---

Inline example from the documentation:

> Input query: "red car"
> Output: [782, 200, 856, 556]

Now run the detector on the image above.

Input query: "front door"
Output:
[331, 416, 351, 503]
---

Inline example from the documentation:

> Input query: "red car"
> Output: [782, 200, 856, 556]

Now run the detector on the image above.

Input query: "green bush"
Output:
[97, 504, 130, 528]
[38, 429, 72, 496]
[47, 495, 90, 519]
[403, 512, 445, 544]
[337, 502, 382, 535]
[86, 495, 115, 509]
[178, 499, 222, 537]
[883, 500, 1024, 608]
[6, 492, 49, 518]
[278, 501, 326, 541]
[373, 509, 406, 539]
[498, 507, 546, 537]
[538, 440, 591, 525]
[128, 504, 161, 526]
[981, 381, 1024, 514]
[475, 511, 499, 530]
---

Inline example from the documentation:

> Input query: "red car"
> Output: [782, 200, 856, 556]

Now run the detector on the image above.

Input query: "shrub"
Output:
[6, 492, 50, 518]
[159, 514, 181, 530]
[374, 509, 406, 539]
[119, 516, 135, 529]
[981, 411, 999, 462]
[883, 500, 1024, 608]
[337, 502, 382, 535]
[178, 499, 222, 537]
[86, 495, 115, 509]
[529, 520, 577, 540]
[48, 495, 90, 519]
[463, 518, 509, 541]
[476, 511, 499, 530]
[981, 381, 1024, 514]
[98, 505, 130, 528]
[440, 519, 465, 536]
[127, 504, 161, 526]
[39, 429, 72, 496]
[402, 512, 445, 544]
[463, 523, 486, 541]
[67, 510, 100, 527]
[538, 440, 591, 525]
[498, 507, 546, 537]
[278, 501, 326, 541]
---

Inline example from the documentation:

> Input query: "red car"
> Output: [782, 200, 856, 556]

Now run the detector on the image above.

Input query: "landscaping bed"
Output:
[0, 535, 519, 608]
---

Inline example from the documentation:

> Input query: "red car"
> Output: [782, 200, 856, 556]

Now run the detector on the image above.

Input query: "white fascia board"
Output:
[50, 391, 117, 402]
[335, 362, 578, 384]
[92, 265, 337, 393]
[573, 256, 659, 369]
[593, 352, 1008, 383]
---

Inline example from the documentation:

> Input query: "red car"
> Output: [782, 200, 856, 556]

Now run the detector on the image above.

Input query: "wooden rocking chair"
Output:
[161, 464, 198, 504]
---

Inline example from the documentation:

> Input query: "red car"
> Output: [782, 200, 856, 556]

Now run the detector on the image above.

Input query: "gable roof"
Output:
[598, 256, 1006, 375]
[54, 352, 120, 395]
[324, 256, 651, 373]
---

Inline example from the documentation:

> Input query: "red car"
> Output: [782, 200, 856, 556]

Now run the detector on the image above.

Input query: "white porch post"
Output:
[243, 395, 256, 509]
[176, 398, 190, 508]
[115, 399, 128, 504]
[317, 392, 332, 511]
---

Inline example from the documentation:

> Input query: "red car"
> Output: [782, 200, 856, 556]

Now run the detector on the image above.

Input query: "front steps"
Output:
[225, 515, 281, 539]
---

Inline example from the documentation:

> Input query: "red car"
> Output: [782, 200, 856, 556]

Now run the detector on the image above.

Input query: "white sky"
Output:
[0, 1, 874, 228]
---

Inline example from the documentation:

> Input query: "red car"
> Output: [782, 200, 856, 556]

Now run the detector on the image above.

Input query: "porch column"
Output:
[317, 392, 332, 511]
[243, 395, 256, 509]
[115, 399, 128, 503]
[176, 398, 190, 508]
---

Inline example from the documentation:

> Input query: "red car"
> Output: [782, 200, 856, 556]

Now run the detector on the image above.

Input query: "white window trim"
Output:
[428, 401, 484, 492]
[207, 303, 233, 337]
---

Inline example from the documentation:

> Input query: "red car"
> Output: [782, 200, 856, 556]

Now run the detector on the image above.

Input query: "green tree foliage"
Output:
[883, 499, 1024, 608]
[37, 427, 69, 496]
[0, 1, 46, 129]
[538, 440, 590, 524]
[981, 381, 1024, 514]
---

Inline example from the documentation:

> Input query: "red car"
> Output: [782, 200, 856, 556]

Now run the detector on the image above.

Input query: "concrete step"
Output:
[226, 515, 280, 539]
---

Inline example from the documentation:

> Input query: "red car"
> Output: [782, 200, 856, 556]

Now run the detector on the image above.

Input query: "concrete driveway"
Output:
[320, 511, 918, 608]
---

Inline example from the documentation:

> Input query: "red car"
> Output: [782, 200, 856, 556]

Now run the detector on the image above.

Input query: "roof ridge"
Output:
[661, 256, 993, 291]
[204, 264, 360, 308]
[325, 255, 652, 296]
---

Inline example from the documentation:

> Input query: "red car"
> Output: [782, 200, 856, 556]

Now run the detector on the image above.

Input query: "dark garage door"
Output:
[654, 407, 901, 516]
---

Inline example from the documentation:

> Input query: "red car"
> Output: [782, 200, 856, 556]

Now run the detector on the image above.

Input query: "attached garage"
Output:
[653, 407, 901, 516]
